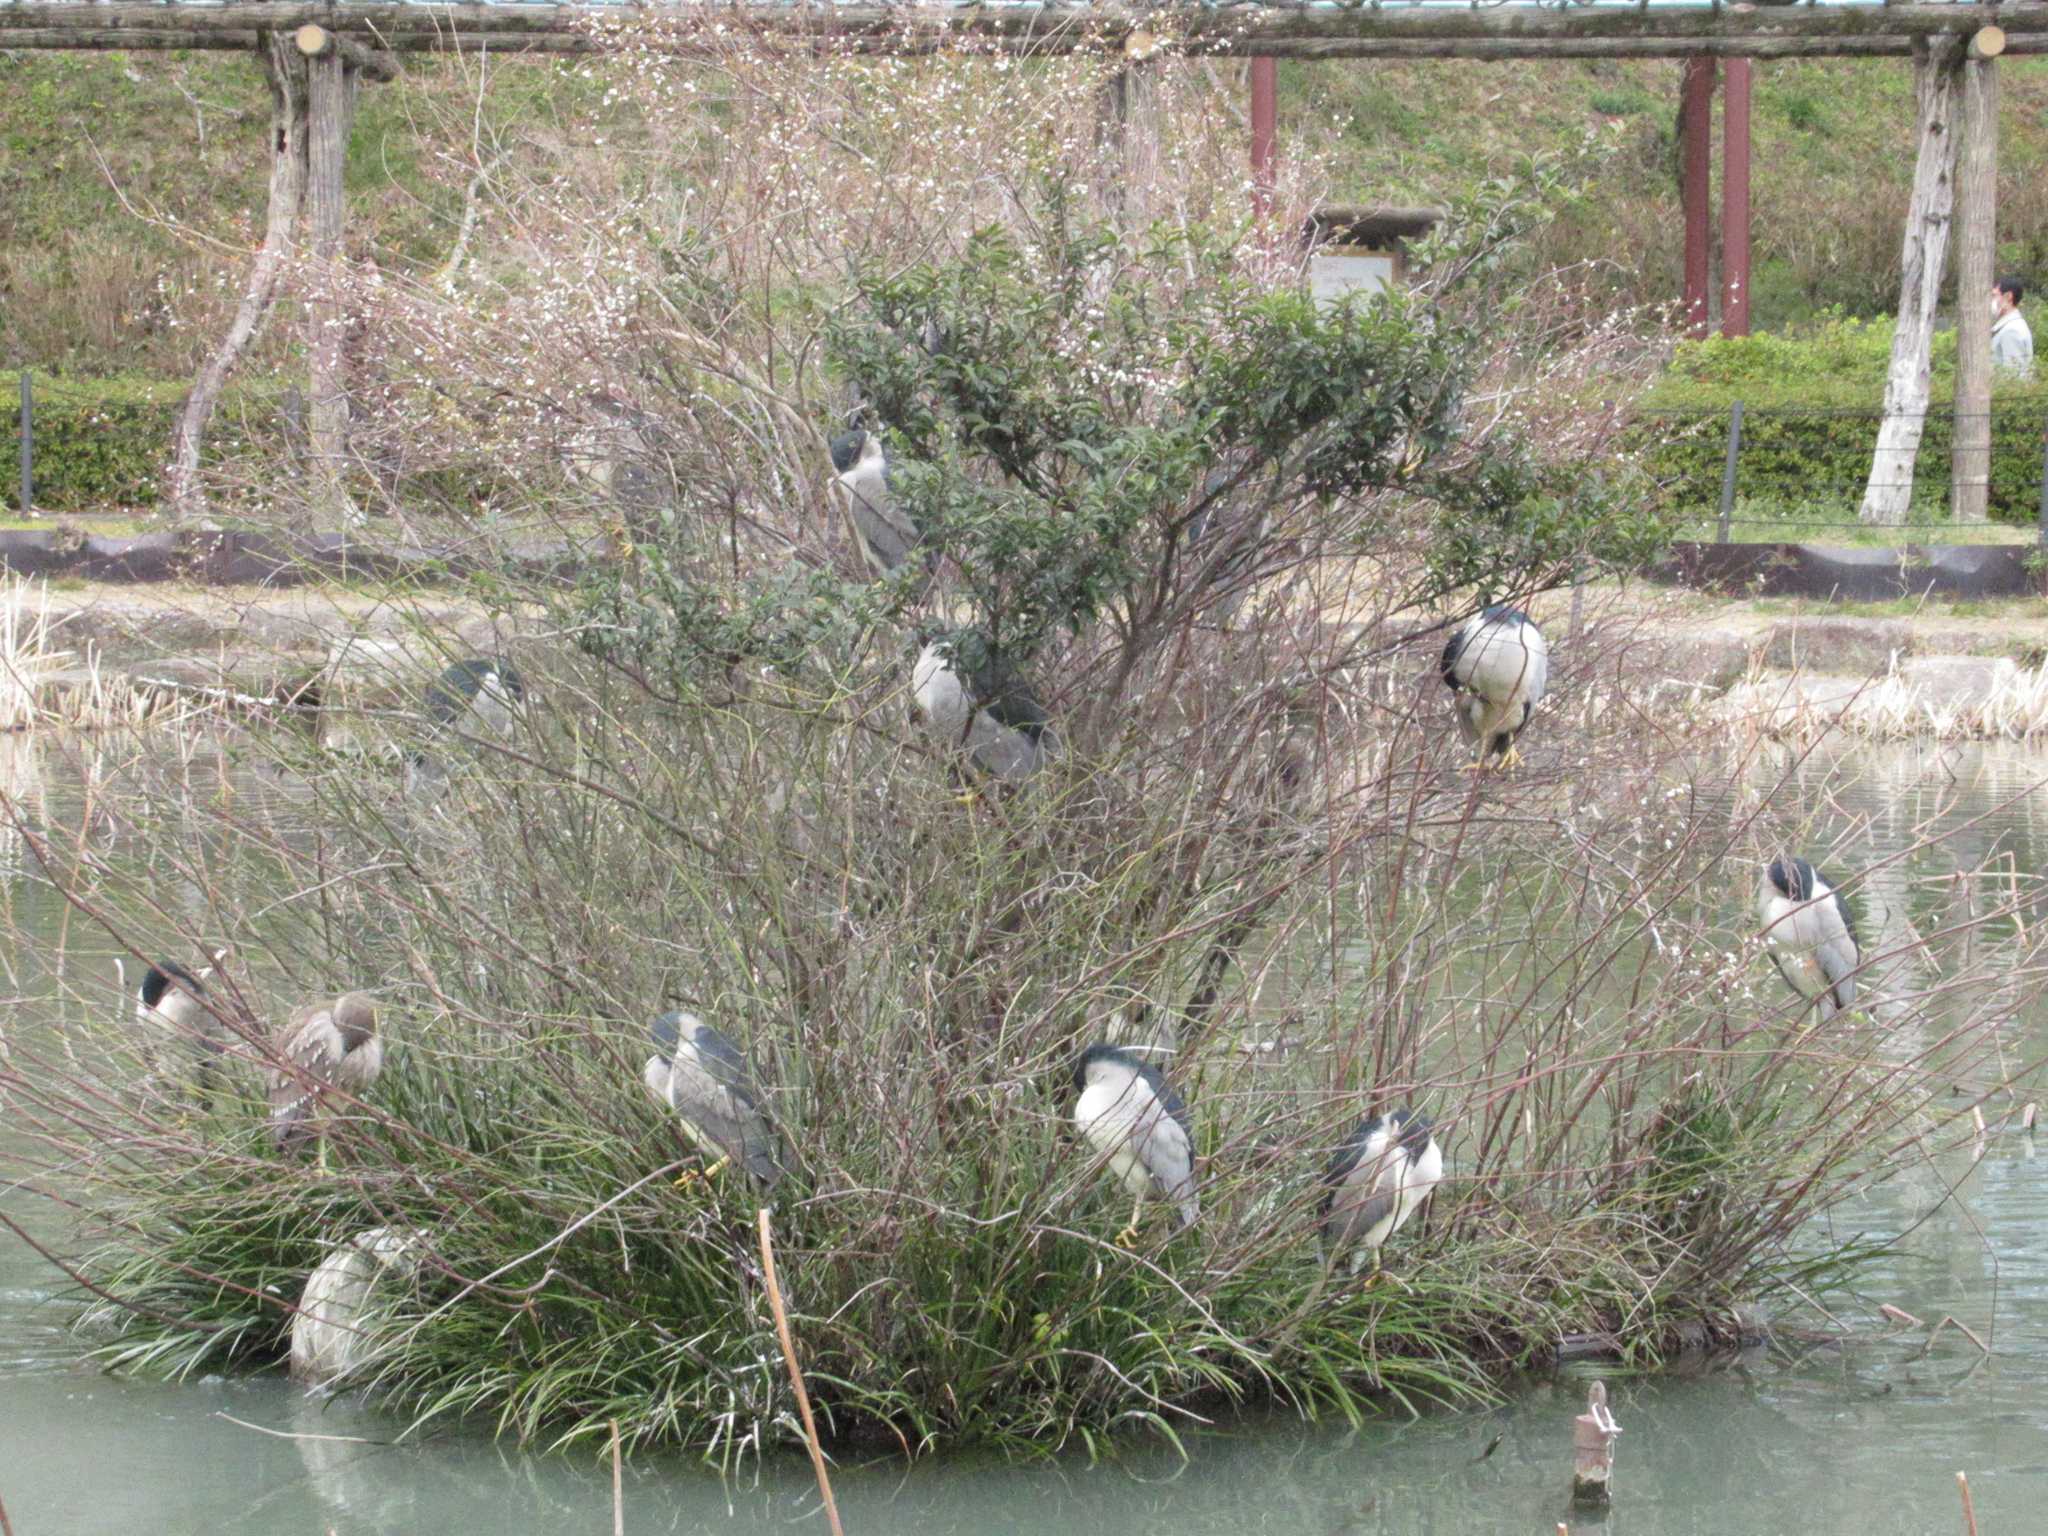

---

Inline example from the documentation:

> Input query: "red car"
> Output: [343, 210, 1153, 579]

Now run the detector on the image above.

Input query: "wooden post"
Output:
[1570, 1379, 1622, 1508]
[1681, 56, 1716, 337]
[169, 34, 309, 521]
[1718, 398, 1744, 540]
[1250, 56, 1277, 221]
[16, 371, 29, 516]
[1862, 36, 1962, 526]
[1952, 26, 2003, 524]
[1721, 57, 1752, 338]
[300, 23, 360, 521]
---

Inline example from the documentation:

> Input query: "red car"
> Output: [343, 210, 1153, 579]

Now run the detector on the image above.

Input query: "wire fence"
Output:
[1642, 400, 2048, 544]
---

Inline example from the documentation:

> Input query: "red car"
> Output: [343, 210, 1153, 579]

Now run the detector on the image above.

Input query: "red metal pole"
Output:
[1681, 55, 1716, 337]
[1721, 56, 1753, 337]
[1250, 56, 1277, 220]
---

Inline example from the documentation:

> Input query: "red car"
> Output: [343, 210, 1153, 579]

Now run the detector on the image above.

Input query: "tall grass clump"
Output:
[0, 33, 2036, 1462]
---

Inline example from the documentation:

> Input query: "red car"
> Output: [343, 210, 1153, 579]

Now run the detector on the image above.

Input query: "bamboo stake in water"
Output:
[758, 1208, 846, 1536]
[1957, 1470, 1978, 1536]
[0, 1484, 15, 1536]
[610, 1418, 624, 1536]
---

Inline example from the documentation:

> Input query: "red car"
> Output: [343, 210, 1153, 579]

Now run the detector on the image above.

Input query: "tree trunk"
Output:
[1861, 38, 1961, 527]
[1951, 47, 1999, 523]
[304, 44, 359, 521]
[167, 35, 307, 522]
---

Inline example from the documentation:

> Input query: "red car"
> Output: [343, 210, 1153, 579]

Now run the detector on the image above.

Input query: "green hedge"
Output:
[1636, 318, 2048, 526]
[0, 372, 284, 512]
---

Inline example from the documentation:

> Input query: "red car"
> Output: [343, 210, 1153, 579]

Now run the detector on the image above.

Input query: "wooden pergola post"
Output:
[1861, 34, 1962, 526]
[298, 24, 363, 519]
[1250, 56, 1277, 221]
[1952, 25, 2005, 524]
[1680, 56, 1716, 337]
[1721, 57, 1752, 338]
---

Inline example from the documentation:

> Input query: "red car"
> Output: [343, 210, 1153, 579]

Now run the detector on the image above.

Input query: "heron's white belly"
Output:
[1077, 1081, 1163, 1200]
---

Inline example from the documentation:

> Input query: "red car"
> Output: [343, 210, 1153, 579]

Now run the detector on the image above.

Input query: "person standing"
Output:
[1992, 275, 2034, 381]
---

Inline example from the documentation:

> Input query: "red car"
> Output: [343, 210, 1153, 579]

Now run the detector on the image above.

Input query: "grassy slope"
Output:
[7, 50, 2048, 372]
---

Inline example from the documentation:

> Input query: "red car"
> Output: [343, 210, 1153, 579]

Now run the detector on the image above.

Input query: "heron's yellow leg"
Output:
[1115, 1198, 1143, 1249]
[674, 1154, 731, 1191]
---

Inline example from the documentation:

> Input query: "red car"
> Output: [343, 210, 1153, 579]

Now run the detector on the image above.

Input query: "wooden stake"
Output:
[610, 1418, 624, 1536]
[1957, 1470, 1979, 1536]
[759, 1209, 846, 1536]
[2023, 1101, 2039, 1131]
[1570, 1379, 1622, 1509]
[303, 33, 360, 521]
[0, 1485, 15, 1536]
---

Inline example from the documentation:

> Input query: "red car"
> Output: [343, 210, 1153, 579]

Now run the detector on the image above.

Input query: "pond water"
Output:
[4, 735, 2048, 1535]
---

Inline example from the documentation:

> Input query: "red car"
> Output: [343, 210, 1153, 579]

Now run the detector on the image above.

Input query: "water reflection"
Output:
[4, 734, 2048, 1534]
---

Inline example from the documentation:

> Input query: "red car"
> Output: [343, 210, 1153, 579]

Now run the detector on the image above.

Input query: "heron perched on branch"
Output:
[912, 632, 1058, 785]
[1758, 856, 1860, 1021]
[265, 993, 384, 1170]
[1440, 606, 1549, 772]
[643, 1011, 785, 1191]
[1320, 1108, 1443, 1277]
[830, 429, 930, 581]
[1071, 1043, 1198, 1248]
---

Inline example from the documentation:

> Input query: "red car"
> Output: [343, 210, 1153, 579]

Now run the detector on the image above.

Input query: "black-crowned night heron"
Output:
[289, 1226, 425, 1387]
[1071, 1043, 1198, 1247]
[1440, 606, 1549, 772]
[829, 429, 928, 580]
[1758, 856, 1860, 1021]
[408, 657, 525, 797]
[644, 1010, 785, 1190]
[132, 957, 226, 1103]
[1321, 1109, 1443, 1277]
[425, 657, 525, 737]
[265, 993, 384, 1169]
[912, 632, 1058, 785]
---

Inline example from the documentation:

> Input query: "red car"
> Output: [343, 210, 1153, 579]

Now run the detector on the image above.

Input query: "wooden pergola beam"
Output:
[7, 2, 2048, 61]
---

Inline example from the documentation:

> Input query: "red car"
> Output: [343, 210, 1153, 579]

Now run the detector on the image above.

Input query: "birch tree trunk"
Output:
[1951, 40, 2000, 523]
[1861, 36, 1961, 527]
[166, 35, 307, 522]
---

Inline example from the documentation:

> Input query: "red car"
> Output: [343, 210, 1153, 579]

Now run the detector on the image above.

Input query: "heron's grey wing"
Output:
[1136, 1108, 1197, 1228]
[675, 1032, 784, 1184]
[841, 465, 921, 571]
[1324, 1139, 1400, 1247]
[1815, 933, 1859, 1016]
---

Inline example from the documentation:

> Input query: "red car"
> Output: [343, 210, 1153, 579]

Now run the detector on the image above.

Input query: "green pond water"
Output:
[3, 734, 2047, 1535]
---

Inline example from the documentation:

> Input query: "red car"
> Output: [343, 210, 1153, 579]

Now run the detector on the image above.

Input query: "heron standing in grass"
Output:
[265, 993, 384, 1172]
[1071, 1043, 1198, 1247]
[830, 429, 928, 580]
[1321, 1108, 1443, 1278]
[912, 631, 1058, 785]
[408, 657, 526, 798]
[1758, 856, 1860, 1021]
[1440, 606, 1549, 772]
[643, 1011, 785, 1191]
[131, 957, 226, 1103]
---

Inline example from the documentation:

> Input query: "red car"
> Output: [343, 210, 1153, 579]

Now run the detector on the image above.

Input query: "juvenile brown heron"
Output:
[1758, 856, 1861, 1021]
[643, 1010, 785, 1190]
[1441, 606, 1549, 772]
[1321, 1108, 1443, 1277]
[265, 992, 384, 1170]
[1071, 1043, 1198, 1247]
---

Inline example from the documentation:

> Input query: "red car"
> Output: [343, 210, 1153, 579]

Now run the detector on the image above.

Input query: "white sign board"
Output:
[1310, 250, 1397, 309]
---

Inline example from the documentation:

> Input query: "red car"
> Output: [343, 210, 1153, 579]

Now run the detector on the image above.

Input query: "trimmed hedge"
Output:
[1636, 319, 2048, 525]
[0, 372, 284, 512]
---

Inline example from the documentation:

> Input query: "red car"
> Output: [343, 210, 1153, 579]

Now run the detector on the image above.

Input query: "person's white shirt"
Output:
[1992, 297, 2034, 381]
